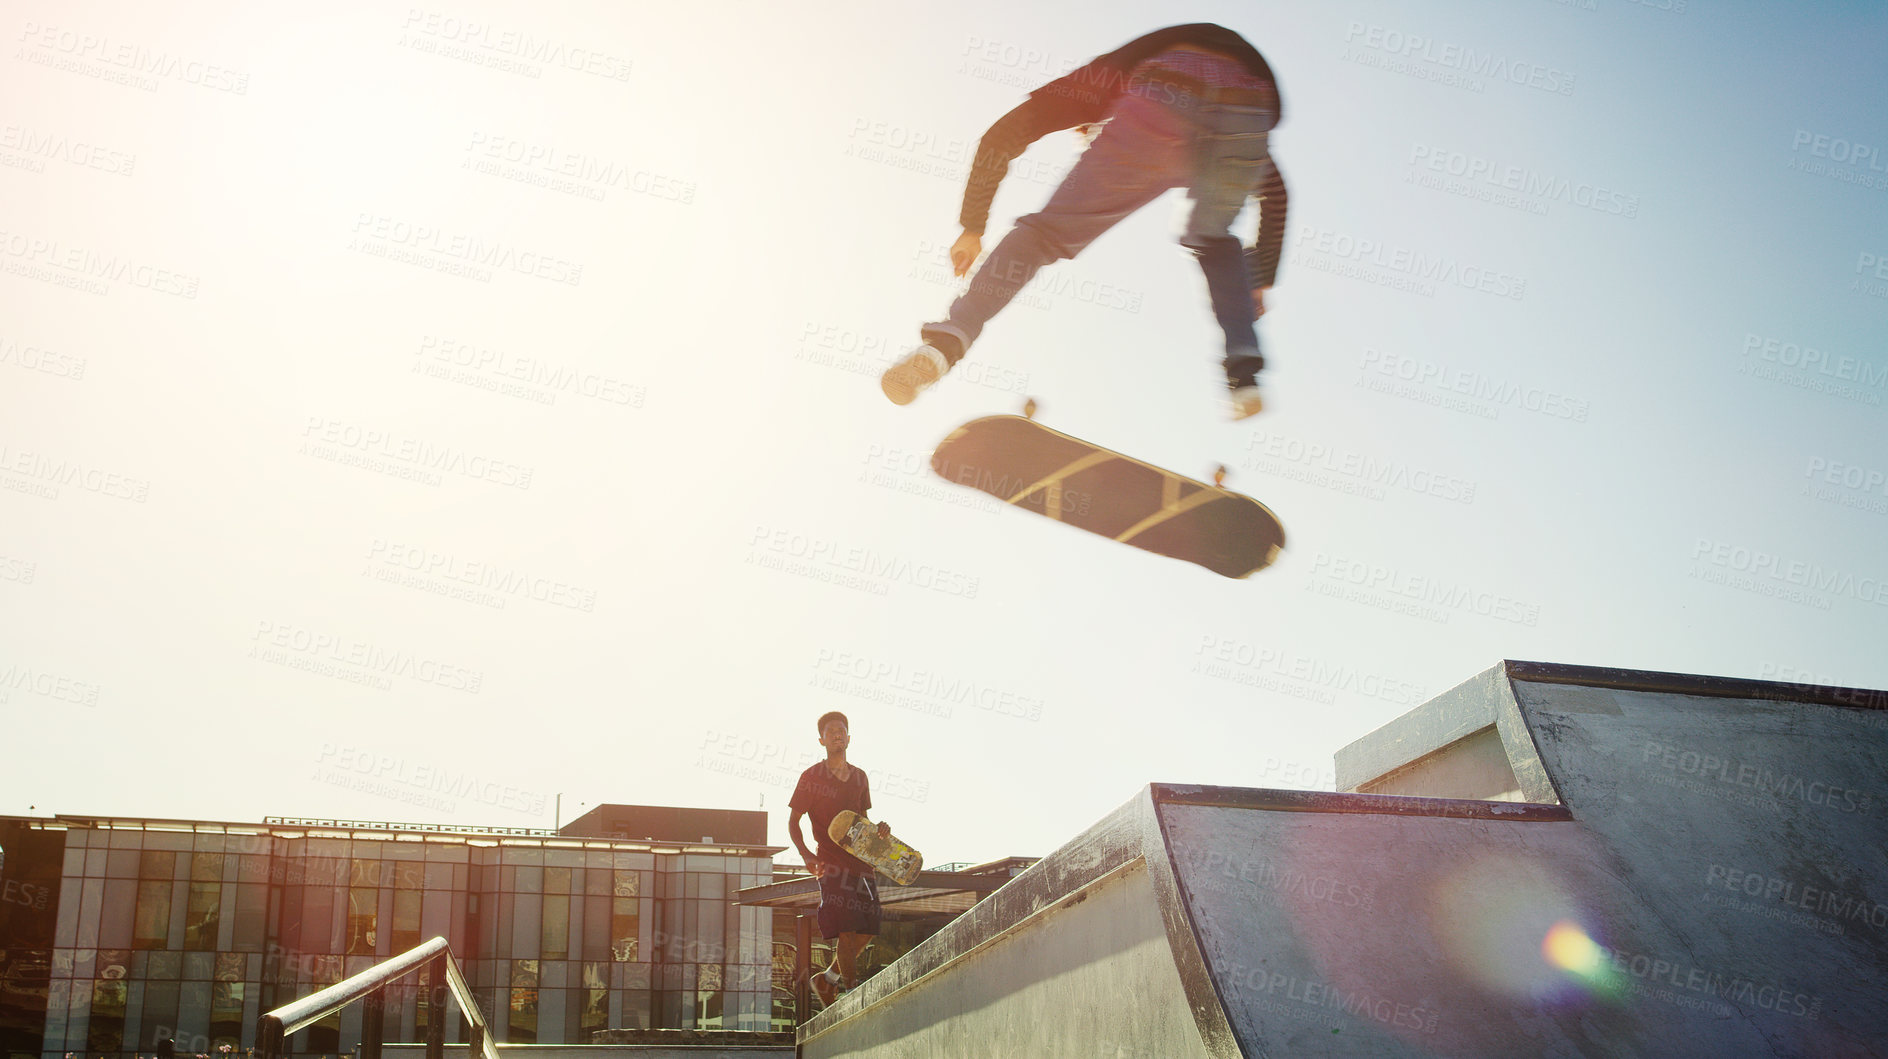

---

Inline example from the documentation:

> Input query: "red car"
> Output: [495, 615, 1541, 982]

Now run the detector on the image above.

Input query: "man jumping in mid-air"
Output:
[882, 23, 1287, 419]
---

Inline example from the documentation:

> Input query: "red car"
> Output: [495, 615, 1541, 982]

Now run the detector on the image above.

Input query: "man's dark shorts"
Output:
[817, 867, 881, 939]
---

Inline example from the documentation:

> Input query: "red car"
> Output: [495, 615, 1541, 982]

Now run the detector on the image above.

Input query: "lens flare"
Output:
[1431, 854, 1627, 1009]
[1543, 920, 1604, 974]
[1433, 854, 1579, 998]
[1542, 919, 1624, 1000]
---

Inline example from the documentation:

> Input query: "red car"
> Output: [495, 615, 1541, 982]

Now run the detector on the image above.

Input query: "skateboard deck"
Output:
[931, 414, 1285, 578]
[828, 809, 923, 886]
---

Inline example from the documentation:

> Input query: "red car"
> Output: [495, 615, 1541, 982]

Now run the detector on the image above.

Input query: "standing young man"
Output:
[788, 711, 890, 1007]
[882, 23, 1287, 419]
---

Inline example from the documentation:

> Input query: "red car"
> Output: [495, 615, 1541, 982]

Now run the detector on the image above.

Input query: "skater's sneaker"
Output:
[881, 344, 950, 406]
[1229, 383, 1264, 420]
[811, 969, 839, 1007]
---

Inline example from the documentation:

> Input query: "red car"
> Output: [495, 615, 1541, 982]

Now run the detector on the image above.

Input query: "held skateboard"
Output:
[828, 809, 923, 886]
[930, 408, 1286, 578]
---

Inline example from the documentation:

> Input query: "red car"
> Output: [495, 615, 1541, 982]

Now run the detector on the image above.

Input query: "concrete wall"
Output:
[1319, 662, 1888, 1055]
[1502, 672, 1888, 1053]
[800, 861, 1210, 1059]
[1165, 799, 1742, 1057]
[1336, 663, 1554, 802]
[1354, 726, 1524, 801]
[383, 1044, 788, 1059]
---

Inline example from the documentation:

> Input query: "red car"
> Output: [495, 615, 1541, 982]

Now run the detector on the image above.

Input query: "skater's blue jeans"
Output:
[925, 90, 1277, 387]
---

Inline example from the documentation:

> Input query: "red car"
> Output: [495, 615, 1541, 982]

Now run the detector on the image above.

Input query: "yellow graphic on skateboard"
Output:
[828, 809, 923, 886]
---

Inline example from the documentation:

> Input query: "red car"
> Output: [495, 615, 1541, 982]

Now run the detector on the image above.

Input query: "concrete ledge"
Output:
[797, 789, 1152, 1040]
[384, 1039, 790, 1059]
[1505, 658, 1888, 711]
[1151, 783, 1569, 820]
[591, 1029, 794, 1048]
[798, 786, 1243, 1057]
[1334, 662, 1553, 801]
[1333, 667, 1502, 790]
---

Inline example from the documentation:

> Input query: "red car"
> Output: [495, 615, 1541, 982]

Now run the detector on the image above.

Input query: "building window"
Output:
[416, 965, 444, 1038]
[305, 1009, 341, 1055]
[138, 979, 180, 1049]
[610, 898, 637, 962]
[191, 851, 222, 882]
[0, 954, 53, 1059]
[770, 908, 799, 1032]
[300, 887, 334, 959]
[392, 889, 422, 953]
[577, 963, 608, 1037]
[183, 882, 221, 951]
[696, 964, 723, 1030]
[88, 979, 127, 1053]
[147, 950, 182, 980]
[210, 982, 245, 1047]
[139, 850, 176, 881]
[508, 960, 538, 1043]
[233, 883, 268, 952]
[132, 880, 172, 949]
[621, 966, 652, 1031]
[346, 887, 378, 955]
[541, 895, 569, 960]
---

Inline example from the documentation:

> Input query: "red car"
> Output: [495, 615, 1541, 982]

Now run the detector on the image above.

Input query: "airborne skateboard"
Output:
[930, 407, 1286, 578]
[829, 810, 923, 886]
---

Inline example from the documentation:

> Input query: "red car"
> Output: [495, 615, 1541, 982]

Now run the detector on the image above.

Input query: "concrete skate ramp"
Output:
[797, 662, 1887, 1058]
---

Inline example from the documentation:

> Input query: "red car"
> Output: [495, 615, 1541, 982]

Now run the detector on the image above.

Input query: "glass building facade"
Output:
[0, 814, 777, 1059]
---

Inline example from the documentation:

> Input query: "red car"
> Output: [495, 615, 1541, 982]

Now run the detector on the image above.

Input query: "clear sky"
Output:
[3, 0, 1884, 868]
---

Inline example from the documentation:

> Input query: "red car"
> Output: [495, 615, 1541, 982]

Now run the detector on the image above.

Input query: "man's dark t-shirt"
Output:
[791, 761, 873, 874]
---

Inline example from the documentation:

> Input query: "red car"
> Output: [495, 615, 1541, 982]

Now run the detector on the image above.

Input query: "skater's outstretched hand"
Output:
[950, 231, 982, 277]
[1251, 286, 1269, 318]
[877, 821, 891, 838]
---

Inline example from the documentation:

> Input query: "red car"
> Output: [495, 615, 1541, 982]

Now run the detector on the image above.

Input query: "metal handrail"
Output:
[255, 937, 498, 1059]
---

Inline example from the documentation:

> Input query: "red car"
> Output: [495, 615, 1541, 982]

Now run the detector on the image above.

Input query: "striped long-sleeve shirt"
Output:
[957, 23, 1289, 288]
